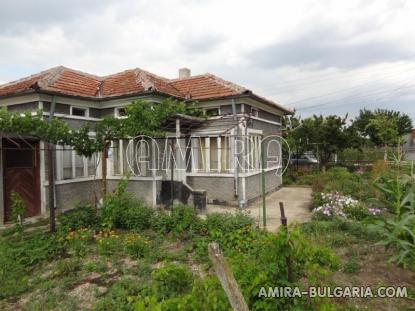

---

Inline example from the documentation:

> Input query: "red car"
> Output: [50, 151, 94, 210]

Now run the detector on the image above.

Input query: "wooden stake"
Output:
[279, 202, 293, 282]
[208, 243, 249, 311]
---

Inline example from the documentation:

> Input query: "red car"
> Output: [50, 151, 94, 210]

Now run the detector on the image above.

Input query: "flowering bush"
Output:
[65, 228, 94, 258]
[123, 232, 150, 259]
[95, 229, 121, 257]
[314, 193, 357, 218]
[314, 192, 381, 220]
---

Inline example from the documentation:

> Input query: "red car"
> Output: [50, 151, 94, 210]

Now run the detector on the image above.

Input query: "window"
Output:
[115, 107, 127, 118]
[193, 136, 231, 173]
[248, 135, 261, 171]
[205, 108, 219, 117]
[74, 154, 84, 177]
[5, 149, 33, 168]
[87, 154, 98, 176]
[210, 137, 219, 171]
[251, 108, 259, 117]
[58, 146, 99, 180]
[61, 146, 72, 179]
[70, 106, 89, 117]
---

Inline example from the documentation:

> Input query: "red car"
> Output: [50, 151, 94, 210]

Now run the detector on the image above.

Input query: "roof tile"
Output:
[0, 66, 290, 112]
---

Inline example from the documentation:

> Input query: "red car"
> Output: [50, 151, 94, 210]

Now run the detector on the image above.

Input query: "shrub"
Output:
[313, 192, 359, 219]
[101, 178, 154, 231]
[152, 204, 202, 239]
[152, 263, 193, 299]
[58, 204, 99, 231]
[136, 277, 230, 311]
[151, 210, 174, 234]
[313, 192, 380, 221]
[205, 212, 253, 234]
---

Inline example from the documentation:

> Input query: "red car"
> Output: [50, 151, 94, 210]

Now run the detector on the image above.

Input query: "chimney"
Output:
[179, 68, 191, 79]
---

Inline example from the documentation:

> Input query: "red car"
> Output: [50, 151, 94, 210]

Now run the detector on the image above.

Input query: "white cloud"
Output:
[1, 0, 415, 119]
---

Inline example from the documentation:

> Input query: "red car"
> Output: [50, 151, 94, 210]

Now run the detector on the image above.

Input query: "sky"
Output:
[1, 0, 414, 121]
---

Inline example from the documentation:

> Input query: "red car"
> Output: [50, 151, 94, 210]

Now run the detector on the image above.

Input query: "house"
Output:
[0, 66, 291, 225]
[403, 129, 415, 160]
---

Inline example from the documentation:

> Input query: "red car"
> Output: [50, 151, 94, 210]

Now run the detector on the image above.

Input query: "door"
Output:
[3, 139, 41, 222]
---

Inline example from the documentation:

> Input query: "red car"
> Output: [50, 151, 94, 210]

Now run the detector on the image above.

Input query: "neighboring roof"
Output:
[0, 66, 291, 113]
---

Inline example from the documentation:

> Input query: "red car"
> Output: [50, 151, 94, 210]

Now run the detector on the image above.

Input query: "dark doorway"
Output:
[3, 139, 41, 222]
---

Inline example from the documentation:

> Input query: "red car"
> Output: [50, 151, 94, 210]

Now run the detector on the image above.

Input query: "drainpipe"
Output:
[232, 99, 239, 199]
[47, 95, 56, 232]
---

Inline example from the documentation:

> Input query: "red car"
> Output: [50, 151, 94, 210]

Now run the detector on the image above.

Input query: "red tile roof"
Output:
[0, 66, 290, 112]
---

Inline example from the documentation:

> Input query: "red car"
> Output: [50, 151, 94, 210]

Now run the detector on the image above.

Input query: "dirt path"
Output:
[205, 186, 313, 232]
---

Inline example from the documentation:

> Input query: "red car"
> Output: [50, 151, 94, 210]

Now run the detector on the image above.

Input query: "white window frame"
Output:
[70, 106, 90, 118]
[56, 145, 100, 181]
[204, 107, 220, 117]
[191, 135, 231, 174]
[114, 107, 127, 119]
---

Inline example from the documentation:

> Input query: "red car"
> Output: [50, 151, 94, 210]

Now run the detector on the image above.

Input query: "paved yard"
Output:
[204, 186, 313, 232]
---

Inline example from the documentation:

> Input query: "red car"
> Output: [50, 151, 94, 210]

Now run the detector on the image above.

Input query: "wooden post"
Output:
[279, 202, 293, 282]
[279, 202, 287, 227]
[208, 243, 249, 311]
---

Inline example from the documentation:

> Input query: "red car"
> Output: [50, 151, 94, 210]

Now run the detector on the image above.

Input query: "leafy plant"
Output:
[95, 277, 144, 311]
[374, 212, 415, 268]
[152, 204, 203, 240]
[343, 256, 360, 274]
[152, 263, 193, 299]
[101, 178, 154, 231]
[123, 232, 150, 259]
[96, 230, 122, 257]
[58, 204, 100, 231]
[65, 228, 94, 258]
[374, 174, 414, 217]
[0, 252, 28, 299]
[10, 191, 26, 236]
[53, 258, 81, 277]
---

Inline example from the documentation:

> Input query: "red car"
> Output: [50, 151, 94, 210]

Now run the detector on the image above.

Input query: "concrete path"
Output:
[205, 186, 313, 232]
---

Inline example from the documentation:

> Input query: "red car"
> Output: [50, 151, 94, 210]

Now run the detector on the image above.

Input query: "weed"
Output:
[343, 256, 361, 274]
[152, 262, 193, 299]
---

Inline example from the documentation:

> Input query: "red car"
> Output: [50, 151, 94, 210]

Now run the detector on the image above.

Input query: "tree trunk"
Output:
[101, 143, 108, 197]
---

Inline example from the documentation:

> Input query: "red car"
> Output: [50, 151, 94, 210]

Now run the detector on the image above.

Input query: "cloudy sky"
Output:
[1, 0, 414, 120]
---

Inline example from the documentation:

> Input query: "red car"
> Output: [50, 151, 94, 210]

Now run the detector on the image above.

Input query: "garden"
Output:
[1, 107, 415, 310]
[1, 162, 415, 310]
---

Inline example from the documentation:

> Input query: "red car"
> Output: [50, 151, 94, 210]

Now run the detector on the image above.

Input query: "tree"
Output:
[353, 109, 412, 146]
[89, 99, 200, 196]
[287, 114, 360, 172]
